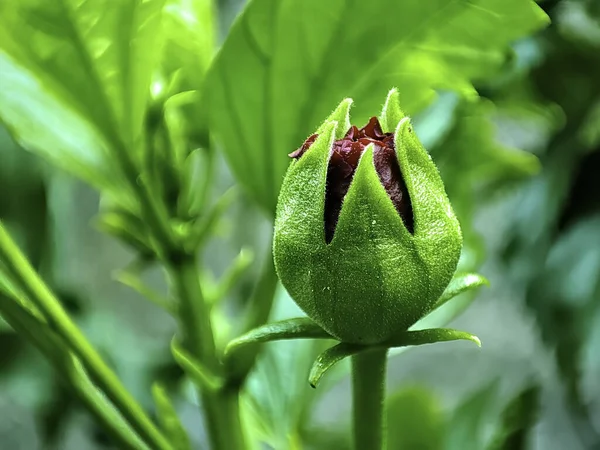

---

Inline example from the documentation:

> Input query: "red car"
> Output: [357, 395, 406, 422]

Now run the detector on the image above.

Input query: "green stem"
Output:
[351, 348, 388, 450]
[0, 295, 146, 450]
[166, 253, 246, 450]
[0, 222, 171, 450]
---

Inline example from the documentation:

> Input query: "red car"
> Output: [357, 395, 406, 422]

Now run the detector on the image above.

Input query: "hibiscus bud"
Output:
[273, 89, 462, 344]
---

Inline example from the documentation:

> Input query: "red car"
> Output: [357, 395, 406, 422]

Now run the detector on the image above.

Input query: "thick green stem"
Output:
[0, 222, 171, 450]
[351, 348, 388, 450]
[166, 253, 246, 450]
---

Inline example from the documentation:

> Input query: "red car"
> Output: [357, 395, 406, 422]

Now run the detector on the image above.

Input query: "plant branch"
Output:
[0, 222, 171, 450]
[165, 253, 247, 450]
[0, 293, 148, 450]
[352, 348, 388, 450]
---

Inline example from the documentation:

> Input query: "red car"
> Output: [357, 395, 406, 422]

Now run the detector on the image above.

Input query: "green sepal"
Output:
[412, 272, 488, 331]
[320, 145, 426, 343]
[309, 327, 480, 387]
[385, 327, 481, 348]
[431, 272, 489, 311]
[380, 88, 407, 133]
[317, 98, 353, 139]
[273, 121, 337, 318]
[274, 90, 463, 345]
[393, 117, 462, 305]
[171, 338, 224, 392]
[309, 342, 363, 388]
[224, 317, 332, 360]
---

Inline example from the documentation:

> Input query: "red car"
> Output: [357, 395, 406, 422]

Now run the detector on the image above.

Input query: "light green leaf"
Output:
[152, 383, 191, 450]
[225, 317, 332, 360]
[0, 0, 167, 187]
[171, 338, 224, 391]
[446, 381, 500, 450]
[205, 0, 548, 212]
[161, 0, 215, 89]
[0, 54, 119, 192]
[387, 386, 446, 450]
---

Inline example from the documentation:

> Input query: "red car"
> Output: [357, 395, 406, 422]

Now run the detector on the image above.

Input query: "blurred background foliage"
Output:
[0, 0, 599, 449]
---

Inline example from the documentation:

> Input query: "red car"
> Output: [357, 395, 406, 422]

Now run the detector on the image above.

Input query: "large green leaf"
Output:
[205, 0, 548, 212]
[0, 0, 166, 188]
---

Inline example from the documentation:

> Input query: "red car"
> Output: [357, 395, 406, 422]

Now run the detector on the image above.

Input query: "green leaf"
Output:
[487, 385, 540, 450]
[0, 54, 120, 192]
[446, 381, 499, 450]
[205, 0, 548, 212]
[387, 386, 446, 450]
[161, 0, 215, 86]
[225, 317, 332, 360]
[158, 0, 216, 146]
[114, 270, 173, 314]
[171, 338, 224, 391]
[204, 247, 254, 305]
[0, 0, 167, 187]
[151, 383, 191, 450]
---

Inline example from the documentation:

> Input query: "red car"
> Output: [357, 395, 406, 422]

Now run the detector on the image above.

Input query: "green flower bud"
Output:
[273, 89, 462, 344]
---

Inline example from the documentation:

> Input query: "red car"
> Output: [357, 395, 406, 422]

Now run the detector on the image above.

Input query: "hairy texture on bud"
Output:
[291, 117, 414, 243]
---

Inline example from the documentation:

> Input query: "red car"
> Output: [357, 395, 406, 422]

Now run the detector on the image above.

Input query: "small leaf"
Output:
[185, 186, 238, 251]
[205, 247, 254, 305]
[171, 338, 224, 391]
[115, 270, 173, 314]
[308, 343, 364, 388]
[225, 317, 332, 360]
[151, 383, 191, 450]
[94, 209, 154, 257]
[386, 328, 481, 349]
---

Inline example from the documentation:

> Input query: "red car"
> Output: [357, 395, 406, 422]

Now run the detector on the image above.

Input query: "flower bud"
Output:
[273, 89, 462, 344]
